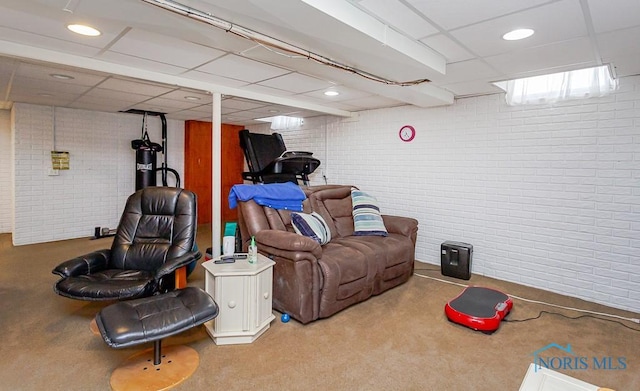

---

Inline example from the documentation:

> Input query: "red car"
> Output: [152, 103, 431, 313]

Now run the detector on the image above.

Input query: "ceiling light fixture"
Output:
[50, 73, 75, 80]
[502, 28, 534, 41]
[67, 24, 101, 36]
[184, 96, 201, 101]
[324, 91, 340, 96]
[38, 93, 54, 97]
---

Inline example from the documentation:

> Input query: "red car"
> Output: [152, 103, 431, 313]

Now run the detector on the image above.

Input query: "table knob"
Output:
[228, 300, 236, 308]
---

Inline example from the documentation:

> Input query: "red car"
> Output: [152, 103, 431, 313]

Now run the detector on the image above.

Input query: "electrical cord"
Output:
[413, 271, 640, 330]
[502, 310, 640, 332]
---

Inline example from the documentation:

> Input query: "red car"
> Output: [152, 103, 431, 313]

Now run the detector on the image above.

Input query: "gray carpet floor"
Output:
[0, 228, 638, 390]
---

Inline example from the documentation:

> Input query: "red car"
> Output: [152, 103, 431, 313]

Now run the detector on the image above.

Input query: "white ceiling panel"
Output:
[195, 54, 290, 83]
[160, 89, 213, 104]
[358, 0, 439, 39]
[98, 51, 188, 75]
[451, 0, 588, 58]
[597, 26, 640, 76]
[180, 70, 249, 88]
[420, 34, 475, 63]
[107, 29, 226, 69]
[440, 80, 504, 97]
[15, 62, 108, 86]
[95, 78, 175, 97]
[0, 26, 103, 58]
[588, 0, 640, 33]
[484, 37, 596, 78]
[406, 0, 552, 30]
[257, 72, 334, 94]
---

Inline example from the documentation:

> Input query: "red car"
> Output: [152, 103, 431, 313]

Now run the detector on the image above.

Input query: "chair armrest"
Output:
[155, 251, 202, 280]
[51, 249, 111, 278]
[382, 215, 419, 238]
[255, 230, 323, 260]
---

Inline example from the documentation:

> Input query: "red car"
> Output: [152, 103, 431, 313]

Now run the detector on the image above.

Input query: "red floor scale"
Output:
[444, 286, 513, 333]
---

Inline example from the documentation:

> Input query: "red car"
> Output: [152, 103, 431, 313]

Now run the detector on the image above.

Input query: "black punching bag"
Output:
[135, 146, 157, 190]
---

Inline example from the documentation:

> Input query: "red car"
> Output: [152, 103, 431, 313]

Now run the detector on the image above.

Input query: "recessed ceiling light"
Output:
[50, 73, 75, 80]
[268, 109, 279, 113]
[67, 24, 101, 36]
[502, 28, 534, 41]
[184, 96, 201, 101]
[38, 93, 54, 97]
[324, 90, 340, 96]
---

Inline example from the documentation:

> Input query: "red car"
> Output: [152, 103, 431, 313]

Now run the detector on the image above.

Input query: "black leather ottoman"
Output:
[95, 287, 219, 391]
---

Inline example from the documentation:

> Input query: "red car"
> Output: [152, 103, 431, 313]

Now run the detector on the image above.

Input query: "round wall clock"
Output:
[399, 125, 416, 142]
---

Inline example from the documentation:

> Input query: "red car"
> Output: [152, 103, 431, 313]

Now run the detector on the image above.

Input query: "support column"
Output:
[211, 92, 222, 258]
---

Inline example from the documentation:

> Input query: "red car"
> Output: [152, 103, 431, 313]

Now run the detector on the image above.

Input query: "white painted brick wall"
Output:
[0, 109, 11, 233]
[274, 76, 640, 314]
[12, 103, 184, 245]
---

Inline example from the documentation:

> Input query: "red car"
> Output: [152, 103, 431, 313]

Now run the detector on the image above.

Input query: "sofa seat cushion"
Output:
[335, 234, 414, 294]
[316, 242, 376, 317]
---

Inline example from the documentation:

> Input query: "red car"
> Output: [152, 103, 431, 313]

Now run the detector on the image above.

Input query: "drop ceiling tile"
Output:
[257, 72, 334, 94]
[67, 100, 134, 113]
[358, 0, 439, 39]
[195, 54, 290, 83]
[406, 0, 551, 30]
[420, 34, 475, 63]
[0, 26, 103, 57]
[9, 76, 93, 95]
[180, 70, 249, 88]
[15, 63, 108, 86]
[240, 83, 296, 97]
[302, 85, 371, 102]
[80, 88, 152, 105]
[108, 29, 226, 69]
[588, 0, 640, 33]
[484, 37, 596, 78]
[597, 25, 640, 63]
[450, 0, 588, 58]
[140, 96, 204, 111]
[0, 6, 120, 49]
[97, 78, 176, 96]
[222, 98, 270, 111]
[338, 94, 404, 109]
[160, 89, 212, 104]
[98, 51, 187, 75]
[440, 80, 504, 97]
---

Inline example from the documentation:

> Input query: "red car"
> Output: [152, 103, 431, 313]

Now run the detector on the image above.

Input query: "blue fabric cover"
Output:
[351, 189, 388, 236]
[228, 182, 306, 211]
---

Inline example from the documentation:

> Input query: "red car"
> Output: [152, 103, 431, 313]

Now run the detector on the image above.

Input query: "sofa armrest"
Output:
[51, 249, 111, 278]
[382, 215, 419, 238]
[255, 230, 323, 260]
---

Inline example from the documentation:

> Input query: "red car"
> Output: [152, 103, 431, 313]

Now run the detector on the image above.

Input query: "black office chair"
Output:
[239, 129, 320, 185]
[52, 187, 201, 302]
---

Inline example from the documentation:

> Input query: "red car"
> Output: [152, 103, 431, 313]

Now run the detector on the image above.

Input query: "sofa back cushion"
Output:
[308, 186, 355, 239]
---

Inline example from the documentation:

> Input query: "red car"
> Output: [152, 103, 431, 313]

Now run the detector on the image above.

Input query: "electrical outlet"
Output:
[48, 169, 59, 176]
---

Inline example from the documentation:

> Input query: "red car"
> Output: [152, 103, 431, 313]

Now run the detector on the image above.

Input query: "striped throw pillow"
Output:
[291, 212, 332, 245]
[351, 189, 388, 236]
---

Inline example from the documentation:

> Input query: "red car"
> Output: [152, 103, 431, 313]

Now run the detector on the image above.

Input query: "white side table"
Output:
[202, 253, 275, 345]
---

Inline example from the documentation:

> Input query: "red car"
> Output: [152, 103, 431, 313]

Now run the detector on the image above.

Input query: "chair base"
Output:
[110, 345, 199, 391]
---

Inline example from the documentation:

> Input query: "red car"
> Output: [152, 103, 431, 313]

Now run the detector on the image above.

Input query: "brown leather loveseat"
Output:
[237, 185, 418, 324]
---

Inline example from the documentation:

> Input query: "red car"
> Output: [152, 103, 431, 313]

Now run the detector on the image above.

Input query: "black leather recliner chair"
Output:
[52, 187, 201, 301]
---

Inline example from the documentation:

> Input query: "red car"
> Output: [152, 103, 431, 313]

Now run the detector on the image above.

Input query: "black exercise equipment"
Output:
[239, 129, 320, 185]
[128, 110, 180, 190]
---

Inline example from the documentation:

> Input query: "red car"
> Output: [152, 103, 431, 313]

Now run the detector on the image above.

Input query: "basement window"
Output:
[494, 65, 617, 106]
[256, 115, 304, 130]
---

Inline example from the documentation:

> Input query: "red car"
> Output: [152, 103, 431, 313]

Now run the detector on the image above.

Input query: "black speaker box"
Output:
[441, 241, 473, 280]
